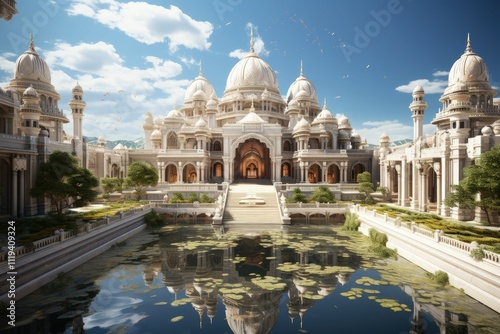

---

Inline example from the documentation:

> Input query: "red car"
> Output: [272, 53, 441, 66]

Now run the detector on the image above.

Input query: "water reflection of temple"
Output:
[149, 228, 358, 333]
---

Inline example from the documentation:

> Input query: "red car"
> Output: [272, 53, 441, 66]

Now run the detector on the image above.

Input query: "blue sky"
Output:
[1, 0, 499, 144]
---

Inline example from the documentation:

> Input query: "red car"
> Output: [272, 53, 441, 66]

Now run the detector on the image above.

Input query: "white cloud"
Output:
[229, 23, 269, 59]
[44, 41, 123, 73]
[432, 70, 449, 77]
[395, 79, 447, 94]
[67, 1, 213, 52]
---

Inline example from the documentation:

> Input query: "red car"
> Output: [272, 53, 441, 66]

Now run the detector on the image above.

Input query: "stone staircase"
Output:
[223, 181, 282, 225]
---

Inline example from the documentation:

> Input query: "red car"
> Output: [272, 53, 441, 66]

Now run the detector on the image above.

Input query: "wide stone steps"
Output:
[223, 183, 281, 225]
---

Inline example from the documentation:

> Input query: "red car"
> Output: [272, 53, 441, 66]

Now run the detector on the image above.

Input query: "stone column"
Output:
[223, 158, 230, 182]
[12, 170, 18, 217]
[275, 158, 281, 182]
[157, 161, 162, 183]
[19, 170, 25, 217]
[434, 162, 441, 214]
[411, 162, 420, 210]
[178, 162, 183, 183]
[395, 164, 402, 206]
[195, 162, 200, 182]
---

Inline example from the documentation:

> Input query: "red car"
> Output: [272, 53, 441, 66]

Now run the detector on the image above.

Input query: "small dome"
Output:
[379, 132, 390, 143]
[338, 129, 350, 140]
[288, 98, 299, 110]
[144, 112, 154, 124]
[195, 117, 207, 129]
[97, 136, 106, 143]
[295, 89, 310, 100]
[72, 82, 83, 92]
[165, 106, 184, 119]
[293, 117, 311, 132]
[338, 114, 352, 129]
[481, 126, 492, 136]
[39, 129, 49, 137]
[151, 129, 162, 140]
[286, 64, 318, 104]
[206, 97, 218, 110]
[448, 35, 489, 85]
[351, 130, 361, 142]
[493, 119, 500, 135]
[192, 89, 206, 100]
[313, 101, 337, 125]
[23, 85, 38, 97]
[413, 85, 424, 94]
[14, 37, 52, 83]
[184, 74, 216, 102]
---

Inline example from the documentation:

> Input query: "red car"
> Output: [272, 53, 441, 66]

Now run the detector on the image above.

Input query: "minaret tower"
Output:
[20, 85, 41, 137]
[409, 85, 427, 141]
[69, 82, 86, 140]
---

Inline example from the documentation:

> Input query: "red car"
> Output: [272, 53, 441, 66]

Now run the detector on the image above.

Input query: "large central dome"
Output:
[448, 35, 489, 85]
[225, 52, 278, 92]
[14, 37, 51, 84]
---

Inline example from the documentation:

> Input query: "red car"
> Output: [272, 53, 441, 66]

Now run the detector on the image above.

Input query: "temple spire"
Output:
[199, 60, 203, 76]
[250, 26, 255, 53]
[29, 33, 35, 52]
[465, 33, 472, 53]
[323, 98, 327, 109]
[300, 60, 304, 76]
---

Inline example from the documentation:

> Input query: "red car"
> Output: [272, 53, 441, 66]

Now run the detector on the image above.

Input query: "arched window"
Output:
[167, 133, 178, 149]
[213, 140, 222, 151]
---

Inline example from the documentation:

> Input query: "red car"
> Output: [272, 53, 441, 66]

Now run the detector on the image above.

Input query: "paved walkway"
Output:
[223, 180, 282, 225]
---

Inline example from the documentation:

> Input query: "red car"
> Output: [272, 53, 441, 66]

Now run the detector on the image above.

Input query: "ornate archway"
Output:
[233, 138, 271, 180]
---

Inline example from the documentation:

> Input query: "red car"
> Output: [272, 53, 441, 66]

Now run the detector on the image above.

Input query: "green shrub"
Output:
[470, 248, 485, 261]
[200, 194, 215, 203]
[368, 244, 397, 258]
[144, 210, 165, 228]
[310, 186, 335, 203]
[169, 192, 185, 203]
[287, 188, 307, 203]
[368, 228, 388, 246]
[427, 270, 449, 286]
[343, 210, 361, 231]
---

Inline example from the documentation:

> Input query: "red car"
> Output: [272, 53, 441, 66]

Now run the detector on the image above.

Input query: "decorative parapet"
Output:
[351, 204, 499, 265]
[0, 204, 153, 263]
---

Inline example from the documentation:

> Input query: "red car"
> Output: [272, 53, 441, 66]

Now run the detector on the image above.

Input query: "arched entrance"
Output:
[351, 163, 365, 182]
[165, 164, 177, 183]
[234, 139, 271, 180]
[308, 163, 322, 183]
[327, 164, 340, 184]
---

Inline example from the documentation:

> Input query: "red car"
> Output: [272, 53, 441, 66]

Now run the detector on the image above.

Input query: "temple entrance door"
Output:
[246, 162, 258, 179]
[234, 139, 270, 180]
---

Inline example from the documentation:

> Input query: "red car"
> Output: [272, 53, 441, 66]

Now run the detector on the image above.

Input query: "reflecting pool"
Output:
[5, 225, 500, 333]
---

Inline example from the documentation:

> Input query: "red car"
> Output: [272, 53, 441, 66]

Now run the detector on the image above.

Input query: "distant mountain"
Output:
[84, 136, 145, 149]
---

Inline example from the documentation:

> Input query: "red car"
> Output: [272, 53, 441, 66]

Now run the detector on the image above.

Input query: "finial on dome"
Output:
[323, 98, 327, 110]
[250, 98, 255, 112]
[250, 26, 255, 53]
[29, 33, 35, 52]
[465, 33, 472, 53]
[300, 60, 304, 77]
[199, 60, 203, 76]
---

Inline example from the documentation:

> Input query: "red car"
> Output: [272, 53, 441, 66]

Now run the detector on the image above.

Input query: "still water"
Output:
[5, 225, 500, 334]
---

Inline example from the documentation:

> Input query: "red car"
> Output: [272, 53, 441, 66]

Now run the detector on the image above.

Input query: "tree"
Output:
[286, 188, 307, 203]
[31, 151, 99, 216]
[357, 171, 374, 203]
[124, 162, 158, 200]
[310, 185, 335, 203]
[445, 146, 500, 225]
[101, 177, 124, 195]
